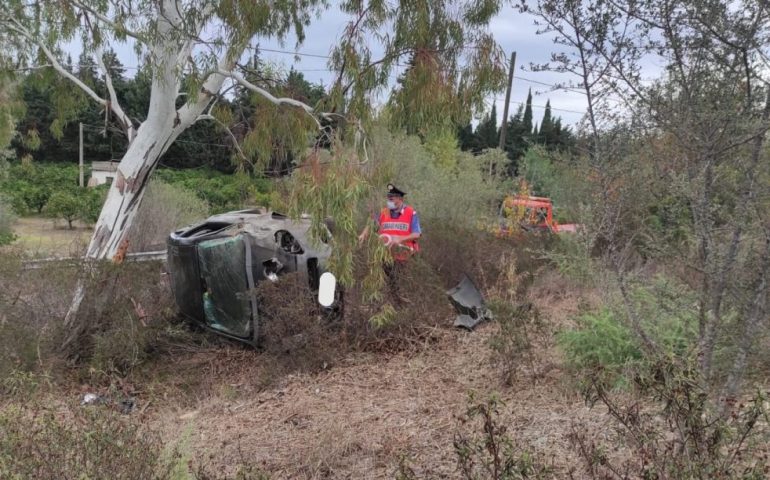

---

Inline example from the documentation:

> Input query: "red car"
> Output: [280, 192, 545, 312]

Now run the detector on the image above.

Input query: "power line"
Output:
[255, 47, 331, 59]
[495, 97, 586, 115]
[516, 75, 625, 104]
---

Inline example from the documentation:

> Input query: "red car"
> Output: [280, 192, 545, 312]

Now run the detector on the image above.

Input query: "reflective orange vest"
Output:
[379, 206, 419, 261]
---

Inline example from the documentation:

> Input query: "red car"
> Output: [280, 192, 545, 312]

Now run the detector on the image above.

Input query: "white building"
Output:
[88, 161, 119, 187]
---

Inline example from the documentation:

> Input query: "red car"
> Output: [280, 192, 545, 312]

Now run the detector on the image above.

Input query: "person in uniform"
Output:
[359, 184, 422, 303]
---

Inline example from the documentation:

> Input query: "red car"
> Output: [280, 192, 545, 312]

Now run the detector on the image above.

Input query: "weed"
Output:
[488, 301, 543, 386]
[454, 393, 551, 479]
[394, 454, 419, 480]
[192, 436, 271, 479]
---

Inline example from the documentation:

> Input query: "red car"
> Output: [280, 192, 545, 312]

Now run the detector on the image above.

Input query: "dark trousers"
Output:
[384, 261, 407, 305]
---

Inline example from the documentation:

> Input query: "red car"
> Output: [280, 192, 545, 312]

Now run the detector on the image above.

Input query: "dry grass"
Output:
[12, 216, 91, 257]
[134, 271, 623, 479]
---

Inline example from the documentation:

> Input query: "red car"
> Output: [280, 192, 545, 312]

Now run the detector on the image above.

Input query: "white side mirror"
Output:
[318, 272, 336, 307]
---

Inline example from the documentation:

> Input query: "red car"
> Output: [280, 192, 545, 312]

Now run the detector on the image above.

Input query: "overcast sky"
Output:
[70, 3, 595, 129]
[252, 4, 590, 128]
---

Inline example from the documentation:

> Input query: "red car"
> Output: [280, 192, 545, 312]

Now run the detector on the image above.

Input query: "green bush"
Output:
[153, 168, 272, 213]
[369, 126, 504, 228]
[544, 233, 596, 284]
[559, 308, 643, 380]
[81, 185, 108, 224]
[559, 276, 698, 386]
[38, 184, 106, 228]
[0, 162, 81, 214]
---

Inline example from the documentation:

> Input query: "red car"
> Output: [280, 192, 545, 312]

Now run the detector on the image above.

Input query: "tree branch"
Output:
[94, 47, 137, 143]
[195, 113, 249, 163]
[70, 0, 146, 42]
[218, 68, 326, 129]
[3, 18, 106, 107]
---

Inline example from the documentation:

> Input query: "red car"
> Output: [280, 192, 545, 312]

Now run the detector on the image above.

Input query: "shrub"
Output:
[0, 402, 182, 479]
[543, 233, 596, 284]
[558, 276, 698, 387]
[0, 162, 81, 214]
[371, 127, 503, 229]
[571, 357, 769, 479]
[153, 168, 272, 213]
[127, 179, 210, 252]
[488, 300, 544, 386]
[60, 261, 183, 376]
[81, 185, 108, 225]
[454, 393, 551, 479]
[559, 308, 643, 383]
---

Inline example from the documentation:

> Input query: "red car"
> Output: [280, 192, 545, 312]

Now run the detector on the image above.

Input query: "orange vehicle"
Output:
[497, 194, 579, 235]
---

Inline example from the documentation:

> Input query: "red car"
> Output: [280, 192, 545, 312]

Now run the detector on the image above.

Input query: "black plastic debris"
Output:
[118, 397, 137, 414]
[446, 274, 493, 330]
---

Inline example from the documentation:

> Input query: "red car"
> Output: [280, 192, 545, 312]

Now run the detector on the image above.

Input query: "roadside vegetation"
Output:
[1, 0, 770, 478]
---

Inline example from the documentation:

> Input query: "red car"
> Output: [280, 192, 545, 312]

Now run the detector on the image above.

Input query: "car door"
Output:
[196, 234, 257, 339]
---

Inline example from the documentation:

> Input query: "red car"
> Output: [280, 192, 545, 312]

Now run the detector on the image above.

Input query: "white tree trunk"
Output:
[86, 116, 180, 259]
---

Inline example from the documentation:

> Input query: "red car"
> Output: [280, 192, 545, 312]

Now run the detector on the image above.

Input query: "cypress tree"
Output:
[539, 100, 554, 145]
[474, 104, 498, 149]
[522, 88, 533, 136]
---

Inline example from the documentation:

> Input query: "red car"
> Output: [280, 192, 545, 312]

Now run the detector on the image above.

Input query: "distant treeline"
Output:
[11, 51, 325, 174]
[457, 89, 575, 177]
[11, 50, 575, 178]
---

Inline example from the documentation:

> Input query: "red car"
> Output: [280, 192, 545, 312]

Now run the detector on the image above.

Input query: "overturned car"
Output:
[166, 209, 336, 345]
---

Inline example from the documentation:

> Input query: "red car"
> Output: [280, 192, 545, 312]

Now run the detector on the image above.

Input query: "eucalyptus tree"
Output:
[0, 0, 506, 329]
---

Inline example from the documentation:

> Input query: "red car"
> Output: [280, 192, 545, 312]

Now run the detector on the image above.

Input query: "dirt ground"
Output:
[146, 286, 615, 479]
[12, 216, 91, 257]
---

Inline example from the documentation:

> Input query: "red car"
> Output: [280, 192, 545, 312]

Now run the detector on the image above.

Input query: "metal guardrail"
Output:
[21, 250, 167, 270]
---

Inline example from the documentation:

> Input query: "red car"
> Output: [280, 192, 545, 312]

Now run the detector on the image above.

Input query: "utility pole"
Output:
[498, 51, 517, 149]
[79, 122, 84, 187]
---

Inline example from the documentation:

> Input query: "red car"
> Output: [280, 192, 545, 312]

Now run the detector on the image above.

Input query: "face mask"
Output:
[386, 200, 397, 210]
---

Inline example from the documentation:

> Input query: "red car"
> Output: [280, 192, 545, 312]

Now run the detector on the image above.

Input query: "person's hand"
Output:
[358, 232, 367, 245]
[390, 236, 403, 245]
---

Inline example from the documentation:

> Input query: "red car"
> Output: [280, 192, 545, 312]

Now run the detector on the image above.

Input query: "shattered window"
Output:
[198, 235, 252, 338]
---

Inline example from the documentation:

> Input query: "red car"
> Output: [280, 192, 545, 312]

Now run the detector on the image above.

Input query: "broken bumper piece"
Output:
[446, 274, 493, 330]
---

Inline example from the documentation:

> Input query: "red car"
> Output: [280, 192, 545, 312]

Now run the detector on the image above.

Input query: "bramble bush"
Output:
[453, 393, 551, 480]
[570, 357, 770, 479]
